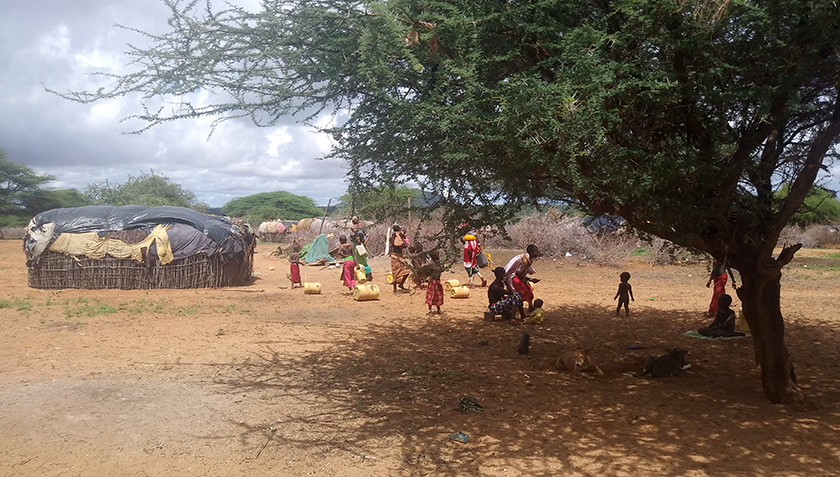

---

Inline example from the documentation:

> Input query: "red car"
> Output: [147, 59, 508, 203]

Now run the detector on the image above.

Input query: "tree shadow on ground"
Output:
[206, 303, 840, 476]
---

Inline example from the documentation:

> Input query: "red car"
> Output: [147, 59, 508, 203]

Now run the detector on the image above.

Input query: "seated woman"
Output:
[698, 294, 745, 338]
[487, 267, 525, 322]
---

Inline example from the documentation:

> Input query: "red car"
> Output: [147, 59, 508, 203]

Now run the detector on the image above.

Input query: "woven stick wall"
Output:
[28, 245, 255, 290]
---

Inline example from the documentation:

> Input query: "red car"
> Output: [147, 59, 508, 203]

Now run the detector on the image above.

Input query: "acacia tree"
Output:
[0, 152, 57, 226]
[84, 171, 207, 211]
[221, 191, 323, 222]
[55, 0, 840, 404]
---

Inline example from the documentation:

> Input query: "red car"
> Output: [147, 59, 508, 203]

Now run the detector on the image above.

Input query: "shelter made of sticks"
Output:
[24, 205, 256, 290]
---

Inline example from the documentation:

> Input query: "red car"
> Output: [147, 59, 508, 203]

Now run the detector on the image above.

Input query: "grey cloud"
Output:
[0, 0, 348, 208]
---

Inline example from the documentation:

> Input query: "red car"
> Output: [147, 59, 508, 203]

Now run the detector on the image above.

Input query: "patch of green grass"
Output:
[800, 264, 840, 271]
[0, 297, 33, 311]
[174, 305, 199, 316]
[631, 247, 649, 256]
[223, 304, 237, 313]
[64, 299, 117, 318]
[119, 298, 149, 313]
[824, 252, 840, 260]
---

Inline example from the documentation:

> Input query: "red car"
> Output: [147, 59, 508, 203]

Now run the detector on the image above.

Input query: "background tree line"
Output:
[3, 150, 840, 230]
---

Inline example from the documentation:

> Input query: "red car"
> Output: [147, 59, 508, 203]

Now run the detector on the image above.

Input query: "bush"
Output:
[779, 224, 840, 248]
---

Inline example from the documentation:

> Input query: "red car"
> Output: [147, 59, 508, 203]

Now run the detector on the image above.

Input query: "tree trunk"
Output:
[737, 266, 803, 405]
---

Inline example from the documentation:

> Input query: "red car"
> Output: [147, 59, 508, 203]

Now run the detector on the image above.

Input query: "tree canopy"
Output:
[776, 185, 840, 226]
[0, 151, 58, 227]
[56, 0, 840, 404]
[338, 186, 423, 223]
[221, 191, 323, 223]
[84, 171, 207, 211]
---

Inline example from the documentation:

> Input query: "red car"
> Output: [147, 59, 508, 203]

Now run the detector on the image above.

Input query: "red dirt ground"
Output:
[1, 239, 840, 476]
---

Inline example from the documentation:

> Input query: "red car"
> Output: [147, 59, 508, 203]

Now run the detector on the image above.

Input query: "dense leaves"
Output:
[337, 186, 423, 223]
[221, 191, 323, 223]
[0, 152, 58, 226]
[777, 185, 840, 226]
[54, 0, 840, 403]
[84, 171, 207, 211]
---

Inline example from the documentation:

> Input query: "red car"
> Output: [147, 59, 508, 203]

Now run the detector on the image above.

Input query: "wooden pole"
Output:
[407, 196, 412, 238]
[318, 198, 331, 235]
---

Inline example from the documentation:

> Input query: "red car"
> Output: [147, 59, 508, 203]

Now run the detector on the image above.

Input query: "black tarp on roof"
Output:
[30, 205, 233, 245]
[25, 205, 251, 262]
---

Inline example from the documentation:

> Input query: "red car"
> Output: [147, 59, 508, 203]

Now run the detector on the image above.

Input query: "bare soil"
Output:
[2, 239, 840, 476]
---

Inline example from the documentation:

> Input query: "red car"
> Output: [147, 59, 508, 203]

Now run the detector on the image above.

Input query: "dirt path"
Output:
[2, 240, 840, 476]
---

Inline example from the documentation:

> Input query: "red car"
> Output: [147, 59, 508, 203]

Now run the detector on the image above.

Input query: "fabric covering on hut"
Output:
[24, 205, 256, 290]
[299, 234, 334, 264]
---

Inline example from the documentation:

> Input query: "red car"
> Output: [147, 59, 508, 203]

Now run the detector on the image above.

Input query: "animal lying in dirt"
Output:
[639, 348, 691, 377]
[556, 349, 603, 376]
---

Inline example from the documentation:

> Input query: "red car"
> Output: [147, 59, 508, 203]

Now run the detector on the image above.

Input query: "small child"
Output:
[523, 298, 544, 324]
[698, 294, 745, 337]
[289, 253, 302, 289]
[424, 249, 445, 315]
[614, 271, 634, 316]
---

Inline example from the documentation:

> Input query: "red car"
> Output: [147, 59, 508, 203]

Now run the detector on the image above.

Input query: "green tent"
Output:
[299, 234, 335, 264]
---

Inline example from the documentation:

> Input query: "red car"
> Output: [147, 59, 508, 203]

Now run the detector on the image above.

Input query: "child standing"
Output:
[614, 271, 634, 316]
[523, 299, 545, 324]
[424, 249, 445, 315]
[289, 253, 303, 289]
[337, 235, 356, 294]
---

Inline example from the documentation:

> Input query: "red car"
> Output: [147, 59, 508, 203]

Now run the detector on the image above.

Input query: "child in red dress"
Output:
[424, 250, 445, 315]
[289, 253, 302, 288]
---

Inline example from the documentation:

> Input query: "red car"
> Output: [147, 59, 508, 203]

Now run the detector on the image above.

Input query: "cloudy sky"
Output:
[2, 1, 839, 211]
[0, 0, 349, 208]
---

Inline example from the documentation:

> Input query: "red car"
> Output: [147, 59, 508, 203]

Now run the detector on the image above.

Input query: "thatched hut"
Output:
[24, 206, 256, 290]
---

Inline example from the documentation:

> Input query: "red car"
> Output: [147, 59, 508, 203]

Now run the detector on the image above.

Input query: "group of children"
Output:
[613, 269, 743, 336]
[289, 231, 736, 335]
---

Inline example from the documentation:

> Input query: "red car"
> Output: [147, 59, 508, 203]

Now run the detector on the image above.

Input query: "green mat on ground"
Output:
[684, 330, 750, 340]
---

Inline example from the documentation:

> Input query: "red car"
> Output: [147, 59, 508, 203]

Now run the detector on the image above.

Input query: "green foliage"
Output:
[0, 151, 58, 224]
[42, 189, 91, 209]
[64, 299, 117, 318]
[53, 0, 840, 403]
[338, 186, 422, 222]
[776, 185, 840, 226]
[54, 0, 840, 259]
[0, 297, 33, 311]
[84, 170, 207, 211]
[221, 191, 322, 223]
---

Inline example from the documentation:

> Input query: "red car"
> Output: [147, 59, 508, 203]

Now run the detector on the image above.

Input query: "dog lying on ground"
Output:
[556, 349, 603, 376]
[639, 348, 690, 377]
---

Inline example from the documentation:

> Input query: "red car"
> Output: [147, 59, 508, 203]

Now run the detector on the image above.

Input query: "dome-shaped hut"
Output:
[24, 205, 256, 289]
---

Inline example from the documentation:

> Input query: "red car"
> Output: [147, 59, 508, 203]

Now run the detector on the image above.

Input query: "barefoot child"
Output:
[424, 250, 445, 315]
[289, 253, 302, 289]
[614, 271, 634, 316]
[337, 235, 356, 294]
